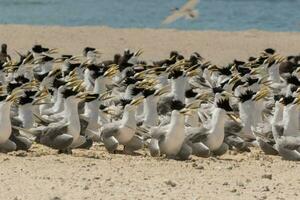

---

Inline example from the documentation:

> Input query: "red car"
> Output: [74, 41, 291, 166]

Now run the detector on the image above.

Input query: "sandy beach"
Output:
[0, 25, 300, 200]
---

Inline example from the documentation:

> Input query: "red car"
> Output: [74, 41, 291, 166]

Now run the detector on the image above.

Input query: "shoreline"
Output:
[3, 24, 300, 35]
[2, 24, 300, 33]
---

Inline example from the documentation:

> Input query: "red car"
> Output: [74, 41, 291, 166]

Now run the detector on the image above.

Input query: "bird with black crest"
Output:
[252, 94, 284, 156]
[0, 43, 11, 63]
[0, 84, 25, 152]
[15, 76, 90, 153]
[185, 90, 236, 156]
[153, 51, 179, 67]
[83, 47, 101, 64]
[279, 55, 300, 75]
[157, 60, 198, 115]
[266, 94, 300, 160]
[100, 96, 145, 154]
[147, 100, 193, 160]
[113, 49, 143, 83]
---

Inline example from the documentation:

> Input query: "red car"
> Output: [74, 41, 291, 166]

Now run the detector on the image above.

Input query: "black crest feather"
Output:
[42, 56, 54, 62]
[85, 93, 99, 103]
[216, 98, 233, 111]
[220, 79, 229, 88]
[237, 66, 251, 76]
[24, 90, 37, 97]
[212, 86, 224, 94]
[66, 63, 80, 72]
[15, 76, 29, 84]
[83, 47, 96, 56]
[124, 77, 138, 85]
[131, 87, 143, 96]
[232, 79, 245, 91]
[170, 100, 185, 111]
[34, 72, 49, 82]
[62, 55, 73, 59]
[53, 78, 66, 89]
[99, 104, 107, 110]
[267, 59, 276, 68]
[0, 95, 7, 101]
[256, 56, 268, 65]
[143, 89, 155, 98]
[168, 70, 183, 79]
[274, 94, 283, 102]
[239, 90, 255, 103]
[219, 66, 232, 76]
[185, 88, 197, 98]
[7, 82, 22, 93]
[281, 96, 295, 106]
[19, 96, 34, 105]
[246, 77, 259, 86]
[120, 98, 132, 107]
[125, 69, 135, 77]
[286, 75, 300, 86]
[234, 60, 245, 66]
[248, 57, 256, 62]
[264, 48, 275, 55]
[32, 45, 49, 53]
[62, 88, 79, 99]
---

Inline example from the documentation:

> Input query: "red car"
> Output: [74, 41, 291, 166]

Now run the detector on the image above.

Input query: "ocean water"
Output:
[0, 0, 299, 31]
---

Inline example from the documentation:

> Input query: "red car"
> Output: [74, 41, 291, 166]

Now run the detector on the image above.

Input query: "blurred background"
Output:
[0, 0, 299, 31]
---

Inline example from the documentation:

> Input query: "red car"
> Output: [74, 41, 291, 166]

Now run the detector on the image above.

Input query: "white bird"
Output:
[101, 97, 145, 154]
[148, 100, 194, 160]
[162, 0, 199, 25]
[0, 89, 24, 152]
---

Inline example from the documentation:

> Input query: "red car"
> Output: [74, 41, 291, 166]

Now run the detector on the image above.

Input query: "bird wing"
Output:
[161, 10, 187, 24]
[180, 0, 199, 11]
[12, 125, 45, 137]
[150, 127, 166, 141]
[157, 96, 172, 115]
[11, 117, 23, 127]
[135, 126, 152, 139]
[279, 136, 300, 150]
[11, 126, 36, 140]
[45, 120, 66, 130]
[101, 122, 121, 138]
[225, 120, 243, 135]
[185, 126, 209, 143]
[185, 9, 199, 19]
[45, 124, 69, 139]
[273, 125, 284, 140]
[79, 117, 89, 134]
[78, 101, 85, 114]
[162, 0, 199, 24]
[33, 112, 56, 126]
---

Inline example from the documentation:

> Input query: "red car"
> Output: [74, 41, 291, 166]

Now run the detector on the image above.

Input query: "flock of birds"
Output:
[0, 43, 300, 161]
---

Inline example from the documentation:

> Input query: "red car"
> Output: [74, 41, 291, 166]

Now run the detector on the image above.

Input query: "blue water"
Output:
[0, 0, 300, 31]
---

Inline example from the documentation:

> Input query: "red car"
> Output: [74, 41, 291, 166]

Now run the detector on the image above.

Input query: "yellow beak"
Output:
[179, 108, 193, 116]
[130, 96, 144, 106]
[6, 89, 23, 102]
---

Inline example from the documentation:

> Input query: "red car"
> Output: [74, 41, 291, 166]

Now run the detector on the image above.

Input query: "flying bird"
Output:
[162, 0, 200, 25]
